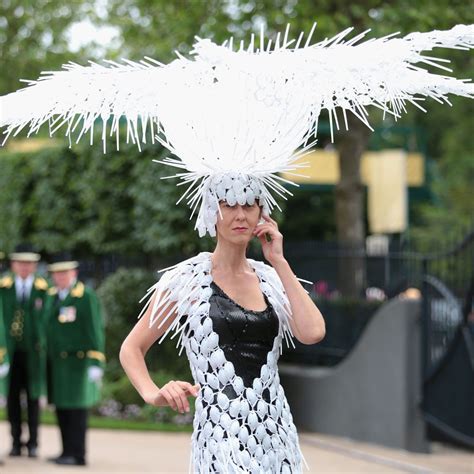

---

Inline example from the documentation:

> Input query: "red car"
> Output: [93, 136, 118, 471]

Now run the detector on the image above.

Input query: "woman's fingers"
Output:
[262, 214, 278, 227]
[160, 381, 179, 411]
[258, 233, 269, 246]
[159, 387, 177, 410]
[254, 223, 271, 234]
[178, 381, 200, 397]
[257, 218, 274, 228]
[157, 381, 200, 412]
[254, 224, 277, 239]
[168, 384, 188, 413]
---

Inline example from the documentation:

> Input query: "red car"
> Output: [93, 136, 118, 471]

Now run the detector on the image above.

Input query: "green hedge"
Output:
[0, 141, 212, 256]
[95, 267, 194, 428]
[97, 267, 192, 382]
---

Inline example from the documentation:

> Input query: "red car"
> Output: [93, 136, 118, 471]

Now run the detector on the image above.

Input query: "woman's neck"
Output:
[211, 240, 251, 274]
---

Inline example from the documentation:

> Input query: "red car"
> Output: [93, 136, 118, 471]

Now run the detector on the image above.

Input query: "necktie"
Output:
[19, 280, 27, 304]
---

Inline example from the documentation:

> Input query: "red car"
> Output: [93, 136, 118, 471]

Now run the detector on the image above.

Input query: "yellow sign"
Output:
[280, 149, 424, 186]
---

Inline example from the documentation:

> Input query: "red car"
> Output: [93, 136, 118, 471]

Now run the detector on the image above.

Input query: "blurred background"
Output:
[0, 0, 473, 467]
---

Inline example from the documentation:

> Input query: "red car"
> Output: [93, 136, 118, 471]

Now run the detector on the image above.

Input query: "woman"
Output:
[0, 19, 471, 473]
[120, 196, 325, 473]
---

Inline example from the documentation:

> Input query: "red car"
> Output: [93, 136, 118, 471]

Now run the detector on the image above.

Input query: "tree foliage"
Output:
[102, 0, 474, 248]
[97, 267, 191, 380]
[0, 0, 100, 95]
[0, 142, 212, 256]
[1, 1, 472, 257]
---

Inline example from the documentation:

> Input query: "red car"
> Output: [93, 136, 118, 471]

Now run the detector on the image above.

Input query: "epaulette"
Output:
[47, 287, 58, 296]
[34, 277, 48, 291]
[0, 347, 7, 363]
[71, 281, 85, 298]
[0, 275, 13, 288]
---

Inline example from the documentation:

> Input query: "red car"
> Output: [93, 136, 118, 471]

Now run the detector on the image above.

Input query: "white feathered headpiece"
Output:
[1, 23, 473, 237]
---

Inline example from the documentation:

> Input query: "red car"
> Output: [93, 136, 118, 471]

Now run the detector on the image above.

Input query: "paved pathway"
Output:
[1, 421, 472, 473]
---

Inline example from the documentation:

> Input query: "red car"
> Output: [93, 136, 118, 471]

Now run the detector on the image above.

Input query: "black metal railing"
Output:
[30, 227, 472, 371]
[418, 230, 474, 379]
[278, 228, 473, 369]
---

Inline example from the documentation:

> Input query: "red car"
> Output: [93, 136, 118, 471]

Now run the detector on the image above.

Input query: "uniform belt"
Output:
[58, 350, 105, 361]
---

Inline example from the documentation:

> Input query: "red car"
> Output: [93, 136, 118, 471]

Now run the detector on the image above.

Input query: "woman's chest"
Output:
[210, 273, 267, 312]
[207, 287, 279, 346]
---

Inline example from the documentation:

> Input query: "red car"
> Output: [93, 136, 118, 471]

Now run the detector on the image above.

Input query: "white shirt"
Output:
[58, 279, 77, 301]
[15, 274, 34, 302]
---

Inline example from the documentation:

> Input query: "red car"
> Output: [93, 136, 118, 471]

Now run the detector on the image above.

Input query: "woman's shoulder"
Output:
[158, 251, 212, 279]
[247, 257, 280, 281]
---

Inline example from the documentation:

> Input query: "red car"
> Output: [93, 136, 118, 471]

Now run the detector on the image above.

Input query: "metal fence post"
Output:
[421, 258, 430, 381]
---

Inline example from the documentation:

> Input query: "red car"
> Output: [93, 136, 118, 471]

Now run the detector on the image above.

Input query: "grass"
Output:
[0, 408, 192, 433]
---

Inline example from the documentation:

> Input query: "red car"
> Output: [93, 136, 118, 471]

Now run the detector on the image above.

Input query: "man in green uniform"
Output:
[0, 294, 10, 382]
[45, 256, 105, 466]
[0, 244, 48, 458]
[0, 251, 6, 273]
[0, 296, 10, 466]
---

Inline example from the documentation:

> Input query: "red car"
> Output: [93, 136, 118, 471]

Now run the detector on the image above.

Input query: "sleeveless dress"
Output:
[185, 280, 307, 473]
[142, 252, 309, 473]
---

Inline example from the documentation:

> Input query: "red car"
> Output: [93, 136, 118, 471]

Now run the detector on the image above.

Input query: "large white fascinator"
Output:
[1, 23, 472, 236]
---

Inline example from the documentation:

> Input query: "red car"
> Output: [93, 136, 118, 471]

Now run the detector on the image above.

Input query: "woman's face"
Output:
[215, 201, 262, 244]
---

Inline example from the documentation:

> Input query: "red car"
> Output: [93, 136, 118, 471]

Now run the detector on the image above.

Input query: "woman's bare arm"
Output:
[119, 290, 199, 413]
[254, 214, 326, 345]
[271, 258, 326, 345]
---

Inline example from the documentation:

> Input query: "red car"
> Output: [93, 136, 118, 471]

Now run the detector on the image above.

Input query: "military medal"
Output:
[58, 306, 77, 323]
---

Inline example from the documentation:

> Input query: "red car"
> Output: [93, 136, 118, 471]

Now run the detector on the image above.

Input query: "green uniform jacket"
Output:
[0, 274, 49, 399]
[0, 297, 10, 396]
[44, 281, 105, 409]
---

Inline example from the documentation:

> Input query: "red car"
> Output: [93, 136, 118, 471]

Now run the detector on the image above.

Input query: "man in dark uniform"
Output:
[0, 244, 48, 458]
[44, 256, 105, 466]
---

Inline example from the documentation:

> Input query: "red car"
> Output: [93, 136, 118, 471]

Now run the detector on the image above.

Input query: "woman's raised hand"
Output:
[146, 381, 200, 413]
[253, 214, 285, 264]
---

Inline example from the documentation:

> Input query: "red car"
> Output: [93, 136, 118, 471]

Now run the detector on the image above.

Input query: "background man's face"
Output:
[52, 269, 77, 289]
[11, 261, 37, 279]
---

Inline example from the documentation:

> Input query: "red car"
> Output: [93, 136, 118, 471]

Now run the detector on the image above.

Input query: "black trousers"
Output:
[56, 408, 88, 459]
[7, 350, 40, 449]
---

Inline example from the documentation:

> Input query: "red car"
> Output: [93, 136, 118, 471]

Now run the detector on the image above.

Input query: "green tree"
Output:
[0, 141, 212, 258]
[73, 145, 137, 255]
[410, 98, 474, 250]
[97, 267, 191, 391]
[0, 152, 33, 250]
[1, 1, 472, 293]
[0, 1, 99, 95]
[130, 146, 213, 256]
[26, 146, 85, 253]
[103, 0, 473, 295]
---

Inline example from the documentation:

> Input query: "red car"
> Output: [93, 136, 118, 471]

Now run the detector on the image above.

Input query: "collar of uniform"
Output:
[52, 280, 84, 300]
[15, 274, 34, 298]
[59, 278, 76, 300]
[58, 287, 69, 301]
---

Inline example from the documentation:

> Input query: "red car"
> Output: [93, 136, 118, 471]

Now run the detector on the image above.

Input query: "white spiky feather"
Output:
[0, 23, 473, 235]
